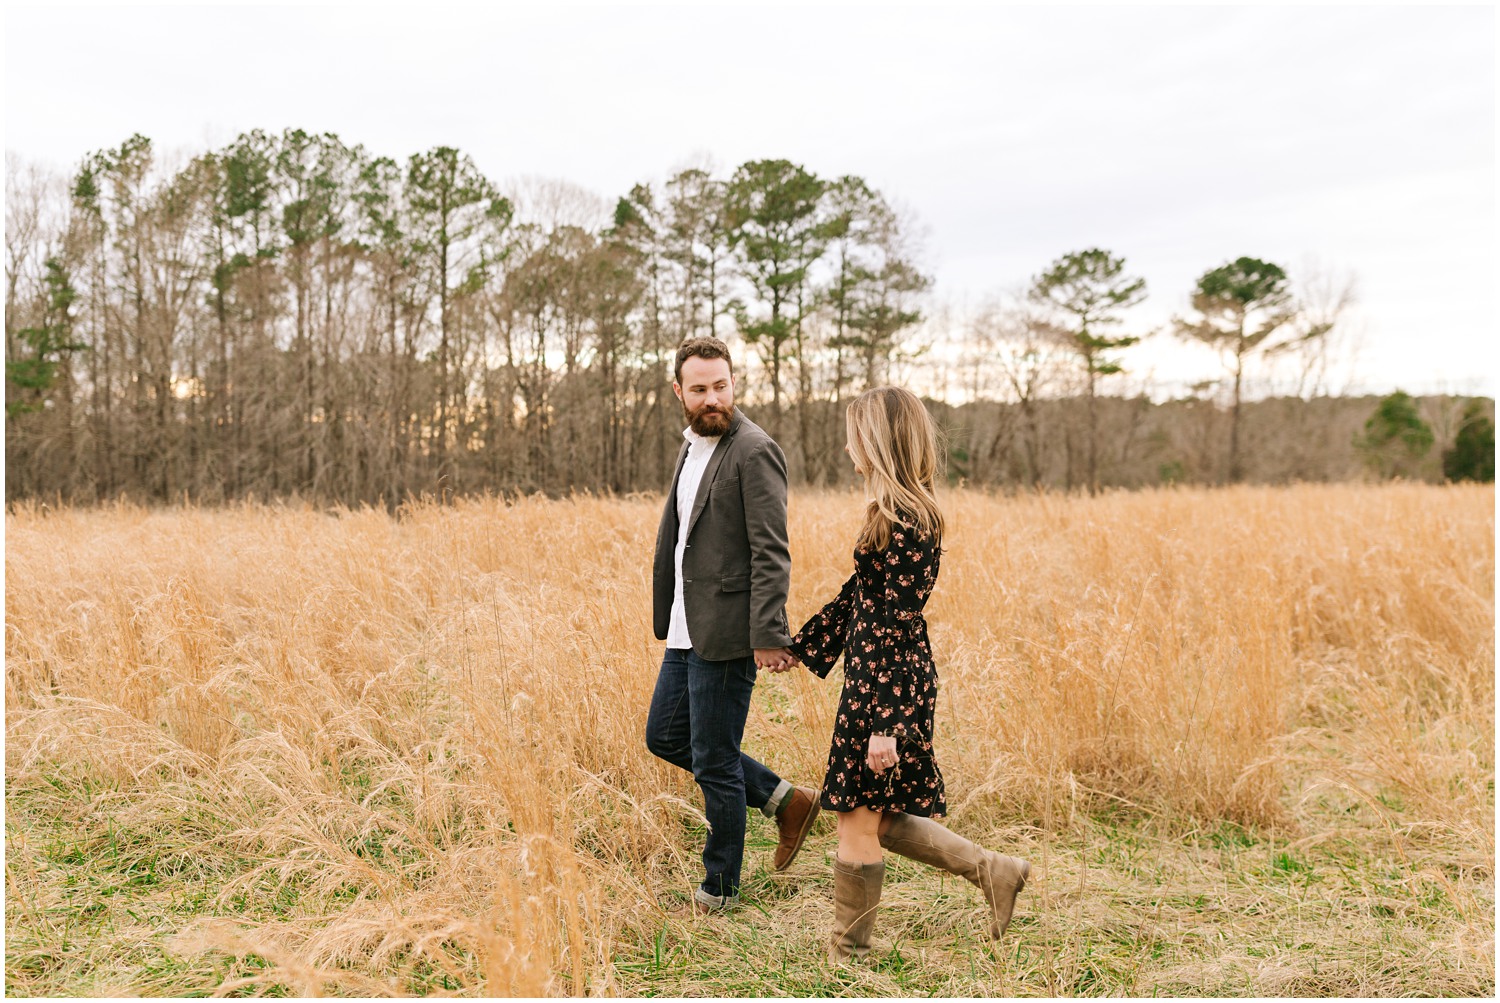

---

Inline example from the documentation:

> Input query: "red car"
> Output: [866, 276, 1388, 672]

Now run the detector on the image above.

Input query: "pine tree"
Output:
[1442, 400, 1495, 482]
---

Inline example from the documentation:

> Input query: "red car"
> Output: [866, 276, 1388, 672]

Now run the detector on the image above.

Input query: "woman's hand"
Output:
[755, 647, 796, 672]
[867, 734, 898, 773]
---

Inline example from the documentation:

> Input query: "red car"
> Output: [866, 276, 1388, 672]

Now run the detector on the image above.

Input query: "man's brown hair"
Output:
[674, 336, 734, 384]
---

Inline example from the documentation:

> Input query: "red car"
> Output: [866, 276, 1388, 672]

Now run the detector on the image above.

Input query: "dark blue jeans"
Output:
[645, 647, 783, 900]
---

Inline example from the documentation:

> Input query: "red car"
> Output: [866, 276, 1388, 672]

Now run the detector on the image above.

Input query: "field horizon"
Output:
[5, 484, 1494, 996]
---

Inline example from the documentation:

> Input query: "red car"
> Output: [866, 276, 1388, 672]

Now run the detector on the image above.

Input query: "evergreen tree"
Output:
[6, 256, 82, 418]
[1356, 391, 1434, 479]
[824, 177, 930, 394]
[1029, 248, 1146, 494]
[405, 146, 513, 473]
[1174, 257, 1319, 483]
[724, 159, 831, 434]
[1442, 400, 1495, 482]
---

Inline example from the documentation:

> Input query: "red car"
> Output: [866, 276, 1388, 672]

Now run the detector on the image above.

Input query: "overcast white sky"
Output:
[5, 1, 1495, 398]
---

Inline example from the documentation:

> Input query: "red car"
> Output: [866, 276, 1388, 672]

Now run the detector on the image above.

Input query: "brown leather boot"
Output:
[828, 857, 884, 962]
[879, 813, 1029, 938]
[772, 786, 821, 870]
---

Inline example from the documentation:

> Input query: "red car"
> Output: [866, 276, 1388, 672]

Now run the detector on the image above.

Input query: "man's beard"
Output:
[685, 402, 733, 437]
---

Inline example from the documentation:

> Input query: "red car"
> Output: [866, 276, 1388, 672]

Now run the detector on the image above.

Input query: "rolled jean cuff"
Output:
[694, 886, 740, 911]
[761, 778, 794, 819]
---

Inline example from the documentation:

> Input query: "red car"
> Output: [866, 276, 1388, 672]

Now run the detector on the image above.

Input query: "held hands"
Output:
[867, 734, 898, 774]
[754, 647, 799, 673]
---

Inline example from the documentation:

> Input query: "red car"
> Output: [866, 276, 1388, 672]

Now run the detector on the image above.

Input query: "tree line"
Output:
[5, 131, 1492, 506]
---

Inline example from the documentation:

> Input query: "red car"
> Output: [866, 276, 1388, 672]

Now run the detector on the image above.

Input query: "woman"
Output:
[788, 386, 1030, 962]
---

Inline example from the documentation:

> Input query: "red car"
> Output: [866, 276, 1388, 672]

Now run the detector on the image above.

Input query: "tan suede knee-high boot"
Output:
[828, 857, 884, 962]
[879, 813, 1028, 938]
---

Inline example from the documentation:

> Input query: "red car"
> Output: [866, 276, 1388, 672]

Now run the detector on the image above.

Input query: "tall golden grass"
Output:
[5, 484, 1493, 996]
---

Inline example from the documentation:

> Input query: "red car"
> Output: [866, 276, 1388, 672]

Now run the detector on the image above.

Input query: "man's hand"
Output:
[755, 647, 796, 672]
[867, 734, 898, 773]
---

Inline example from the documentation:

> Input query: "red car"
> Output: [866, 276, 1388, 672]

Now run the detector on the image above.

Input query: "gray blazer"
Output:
[652, 409, 793, 660]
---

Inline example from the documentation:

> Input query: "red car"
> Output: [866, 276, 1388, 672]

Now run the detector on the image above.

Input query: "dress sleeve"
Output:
[789, 570, 858, 679]
[869, 523, 938, 739]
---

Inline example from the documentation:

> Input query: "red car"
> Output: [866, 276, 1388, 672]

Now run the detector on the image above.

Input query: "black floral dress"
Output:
[789, 522, 946, 817]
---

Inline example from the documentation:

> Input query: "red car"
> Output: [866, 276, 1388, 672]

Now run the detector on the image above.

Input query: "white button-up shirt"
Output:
[666, 426, 722, 649]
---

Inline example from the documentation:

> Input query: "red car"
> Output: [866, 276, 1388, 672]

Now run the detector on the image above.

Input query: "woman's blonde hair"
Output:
[846, 386, 945, 552]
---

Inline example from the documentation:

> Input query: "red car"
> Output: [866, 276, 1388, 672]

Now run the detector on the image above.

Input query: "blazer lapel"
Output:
[686, 410, 741, 538]
[663, 438, 691, 532]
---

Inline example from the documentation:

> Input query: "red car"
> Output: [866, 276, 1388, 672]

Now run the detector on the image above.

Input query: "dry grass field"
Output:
[4, 485, 1494, 997]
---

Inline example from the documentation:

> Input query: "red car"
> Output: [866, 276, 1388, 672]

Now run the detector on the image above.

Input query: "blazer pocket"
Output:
[719, 574, 751, 593]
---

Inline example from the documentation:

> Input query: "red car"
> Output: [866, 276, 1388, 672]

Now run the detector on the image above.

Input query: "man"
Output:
[644, 335, 821, 914]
